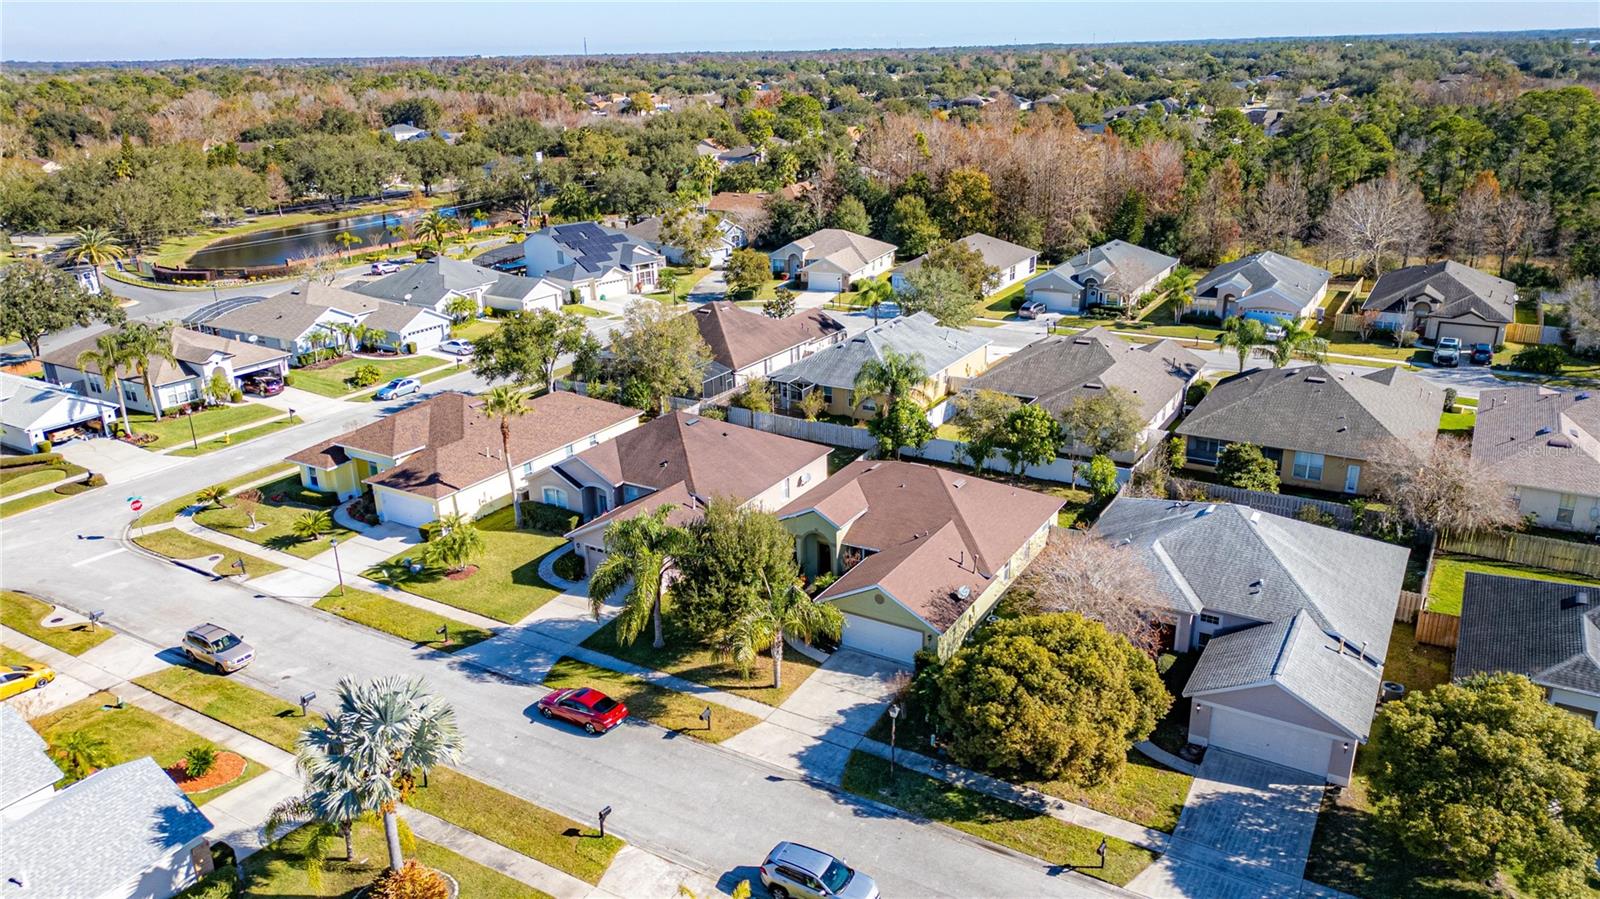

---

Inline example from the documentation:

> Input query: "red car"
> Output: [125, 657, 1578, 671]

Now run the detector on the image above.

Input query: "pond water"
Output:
[183, 206, 456, 270]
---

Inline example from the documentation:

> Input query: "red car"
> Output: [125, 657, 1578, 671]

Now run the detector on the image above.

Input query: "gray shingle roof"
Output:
[0, 372, 118, 431]
[767, 312, 990, 390]
[0, 756, 211, 898]
[1091, 497, 1408, 659]
[965, 327, 1201, 421]
[354, 257, 497, 307]
[1195, 251, 1330, 308]
[1454, 572, 1600, 697]
[777, 229, 897, 275]
[1470, 386, 1600, 499]
[1028, 240, 1177, 297]
[1184, 609, 1384, 739]
[1176, 364, 1443, 461]
[0, 705, 61, 809]
[45, 326, 289, 387]
[1363, 261, 1517, 324]
[183, 281, 383, 343]
[898, 233, 1037, 277]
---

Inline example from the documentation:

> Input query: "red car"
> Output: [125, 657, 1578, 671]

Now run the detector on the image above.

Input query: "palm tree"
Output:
[424, 513, 484, 574]
[196, 485, 230, 508]
[66, 227, 127, 283]
[851, 348, 927, 414]
[294, 676, 462, 872]
[118, 322, 178, 419]
[445, 295, 479, 327]
[1266, 320, 1330, 368]
[75, 331, 134, 437]
[49, 730, 111, 782]
[724, 577, 843, 691]
[1158, 266, 1199, 319]
[1215, 316, 1267, 372]
[590, 506, 689, 650]
[333, 230, 362, 255]
[292, 510, 334, 540]
[480, 386, 533, 529]
[857, 279, 895, 324]
[414, 211, 460, 255]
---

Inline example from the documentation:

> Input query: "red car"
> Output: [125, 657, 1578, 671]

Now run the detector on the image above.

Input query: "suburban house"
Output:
[768, 312, 992, 421]
[286, 391, 640, 528]
[535, 411, 830, 572]
[0, 705, 214, 899]
[356, 257, 564, 316]
[1471, 386, 1600, 533]
[382, 123, 428, 142]
[964, 327, 1203, 461]
[1454, 572, 1600, 726]
[184, 281, 452, 356]
[1093, 497, 1409, 783]
[777, 460, 1062, 664]
[706, 191, 773, 237]
[0, 371, 119, 451]
[1362, 261, 1519, 346]
[523, 221, 664, 301]
[688, 301, 846, 396]
[1177, 364, 1443, 496]
[1023, 240, 1178, 313]
[42, 328, 290, 417]
[891, 233, 1039, 296]
[770, 228, 897, 292]
[695, 139, 762, 166]
[624, 214, 749, 267]
[1190, 251, 1331, 323]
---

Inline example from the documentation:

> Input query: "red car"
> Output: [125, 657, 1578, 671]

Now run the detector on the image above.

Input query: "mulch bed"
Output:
[444, 565, 479, 581]
[165, 751, 247, 793]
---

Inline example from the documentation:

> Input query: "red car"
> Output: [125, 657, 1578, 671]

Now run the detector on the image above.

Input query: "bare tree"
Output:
[1322, 172, 1429, 278]
[1487, 190, 1535, 276]
[1449, 171, 1498, 267]
[1013, 529, 1168, 655]
[1557, 278, 1600, 355]
[1365, 437, 1522, 536]
[1246, 168, 1310, 254]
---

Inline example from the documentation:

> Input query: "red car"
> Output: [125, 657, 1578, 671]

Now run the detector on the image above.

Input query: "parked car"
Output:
[242, 373, 285, 396]
[760, 842, 879, 899]
[437, 339, 474, 356]
[1263, 322, 1287, 342]
[1470, 342, 1494, 365]
[1017, 300, 1047, 320]
[370, 261, 400, 275]
[182, 624, 254, 674]
[1433, 336, 1462, 367]
[535, 687, 629, 734]
[374, 377, 422, 400]
[0, 663, 55, 700]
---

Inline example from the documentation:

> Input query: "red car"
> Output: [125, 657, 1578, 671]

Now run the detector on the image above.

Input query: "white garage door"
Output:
[839, 613, 924, 664]
[808, 271, 844, 292]
[1434, 322, 1499, 346]
[1207, 706, 1334, 777]
[1029, 289, 1081, 314]
[377, 490, 439, 529]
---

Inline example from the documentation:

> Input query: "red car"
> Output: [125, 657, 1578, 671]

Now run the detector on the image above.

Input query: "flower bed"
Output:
[165, 750, 248, 793]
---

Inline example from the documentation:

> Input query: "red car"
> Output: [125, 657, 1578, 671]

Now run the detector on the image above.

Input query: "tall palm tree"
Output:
[1215, 316, 1267, 372]
[1159, 265, 1199, 319]
[446, 294, 479, 326]
[118, 322, 178, 419]
[1266, 320, 1330, 368]
[851, 348, 927, 414]
[480, 386, 533, 529]
[333, 230, 362, 255]
[294, 676, 462, 872]
[66, 227, 127, 283]
[724, 577, 843, 691]
[858, 279, 895, 324]
[414, 211, 460, 255]
[590, 506, 689, 650]
[76, 331, 134, 437]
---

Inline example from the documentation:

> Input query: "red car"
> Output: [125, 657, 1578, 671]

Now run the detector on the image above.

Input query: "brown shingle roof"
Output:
[572, 411, 827, 502]
[689, 302, 844, 372]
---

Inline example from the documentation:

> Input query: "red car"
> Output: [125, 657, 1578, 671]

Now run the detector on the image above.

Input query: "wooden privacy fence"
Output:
[1169, 478, 1355, 528]
[1441, 530, 1600, 578]
[1414, 609, 1460, 649]
[1503, 322, 1547, 345]
[1394, 590, 1425, 624]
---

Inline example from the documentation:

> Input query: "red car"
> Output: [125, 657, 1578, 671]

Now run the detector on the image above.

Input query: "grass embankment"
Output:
[135, 463, 296, 527]
[543, 657, 761, 743]
[133, 529, 284, 578]
[313, 587, 494, 652]
[133, 665, 325, 752]
[1, 590, 113, 655]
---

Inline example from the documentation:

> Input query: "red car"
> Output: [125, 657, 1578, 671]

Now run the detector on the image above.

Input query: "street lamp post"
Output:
[330, 538, 345, 596]
[187, 413, 198, 451]
[888, 702, 901, 784]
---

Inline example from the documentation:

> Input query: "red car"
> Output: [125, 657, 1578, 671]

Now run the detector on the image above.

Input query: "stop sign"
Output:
[129, 499, 143, 512]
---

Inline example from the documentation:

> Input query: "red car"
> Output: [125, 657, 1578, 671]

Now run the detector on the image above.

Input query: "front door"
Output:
[1344, 464, 1360, 494]
[815, 541, 832, 576]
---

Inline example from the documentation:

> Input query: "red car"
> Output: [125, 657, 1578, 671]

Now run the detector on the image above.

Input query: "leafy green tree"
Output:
[1058, 386, 1144, 457]
[333, 230, 361, 254]
[119, 321, 178, 418]
[1215, 443, 1279, 493]
[762, 287, 796, 319]
[950, 389, 1021, 472]
[481, 385, 534, 528]
[773, 93, 824, 140]
[1086, 454, 1119, 500]
[0, 259, 125, 359]
[402, 136, 471, 197]
[591, 506, 691, 649]
[471, 308, 587, 390]
[885, 194, 941, 257]
[999, 403, 1061, 479]
[425, 513, 485, 573]
[65, 226, 126, 280]
[724, 248, 771, 298]
[381, 97, 442, 129]
[868, 397, 934, 459]
[936, 167, 996, 238]
[1370, 674, 1600, 895]
[856, 278, 896, 324]
[75, 331, 134, 436]
[1106, 191, 1148, 245]
[827, 196, 872, 235]
[898, 265, 981, 328]
[674, 500, 803, 642]
[1215, 316, 1267, 371]
[609, 301, 712, 414]
[759, 196, 819, 248]
[852, 347, 927, 411]
[731, 377, 774, 413]
[922, 240, 998, 298]
[724, 578, 843, 689]
[661, 206, 723, 267]
[934, 613, 1169, 783]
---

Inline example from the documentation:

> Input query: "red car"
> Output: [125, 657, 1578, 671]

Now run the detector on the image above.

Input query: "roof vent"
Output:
[1250, 578, 1265, 594]
[1536, 426, 1552, 436]
[957, 585, 972, 600]
[1197, 504, 1217, 516]
[1548, 436, 1573, 448]
[1562, 591, 1591, 610]
[952, 478, 966, 488]
[685, 417, 700, 426]
[1305, 376, 1327, 384]
[1072, 337, 1092, 345]
[1575, 392, 1589, 401]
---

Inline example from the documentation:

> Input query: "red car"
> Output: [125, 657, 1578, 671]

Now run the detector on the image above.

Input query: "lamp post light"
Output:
[888, 701, 902, 783]
[329, 538, 345, 596]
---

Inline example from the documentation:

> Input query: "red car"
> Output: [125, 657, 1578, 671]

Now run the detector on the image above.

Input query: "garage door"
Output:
[1434, 322, 1499, 346]
[839, 613, 924, 664]
[1206, 706, 1334, 777]
[377, 490, 439, 529]
[807, 271, 844, 292]
[1028, 289, 1080, 314]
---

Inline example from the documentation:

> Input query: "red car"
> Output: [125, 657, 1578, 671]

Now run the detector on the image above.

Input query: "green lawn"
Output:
[135, 464, 296, 527]
[168, 418, 300, 457]
[0, 645, 40, 667]
[133, 665, 324, 752]
[129, 403, 279, 450]
[561, 303, 608, 318]
[840, 751, 1155, 886]
[191, 474, 355, 560]
[190, 820, 551, 899]
[1381, 622, 1454, 695]
[1, 590, 113, 655]
[406, 767, 623, 884]
[33, 691, 263, 806]
[580, 609, 822, 707]
[1426, 553, 1600, 615]
[977, 271, 1051, 320]
[313, 587, 494, 653]
[543, 657, 761, 743]
[452, 317, 500, 340]
[0, 485, 85, 518]
[133, 529, 285, 578]
[1438, 410, 1475, 433]
[364, 505, 566, 623]
[0, 466, 66, 497]
[288, 355, 444, 398]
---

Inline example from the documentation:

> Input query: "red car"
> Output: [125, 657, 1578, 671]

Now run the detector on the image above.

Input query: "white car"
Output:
[374, 377, 422, 400]
[369, 261, 400, 276]
[438, 339, 474, 356]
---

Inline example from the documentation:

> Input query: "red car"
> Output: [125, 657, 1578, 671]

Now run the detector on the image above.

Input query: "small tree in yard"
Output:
[196, 485, 230, 509]
[797, 389, 826, 421]
[590, 506, 690, 650]
[724, 248, 770, 298]
[1085, 454, 1119, 500]
[934, 612, 1169, 784]
[732, 377, 774, 413]
[868, 397, 933, 459]
[673, 501, 799, 642]
[1215, 316, 1267, 371]
[292, 510, 334, 540]
[1215, 442, 1279, 493]
[446, 295, 478, 326]
[609, 300, 712, 415]
[184, 746, 218, 778]
[1366, 437, 1521, 535]
[1166, 435, 1187, 471]
[425, 513, 484, 573]
[1014, 530, 1168, 655]
[1559, 277, 1600, 355]
[762, 287, 796, 319]
[723, 578, 843, 690]
[950, 389, 1020, 472]
[1369, 673, 1600, 896]
[998, 403, 1060, 480]
[49, 731, 111, 783]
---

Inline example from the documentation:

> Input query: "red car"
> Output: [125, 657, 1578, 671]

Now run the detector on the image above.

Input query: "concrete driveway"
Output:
[56, 436, 185, 486]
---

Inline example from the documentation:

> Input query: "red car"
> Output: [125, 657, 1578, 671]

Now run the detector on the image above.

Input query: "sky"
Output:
[2, 1, 1597, 63]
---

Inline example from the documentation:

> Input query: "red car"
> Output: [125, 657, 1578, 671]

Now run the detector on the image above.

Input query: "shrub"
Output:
[1216, 442, 1279, 493]
[185, 868, 238, 899]
[1511, 343, 1564, 375]
[1503, 261, 1560, 292]
[1396, 329, 1419, 348]
[85, 473, 107, 488]
[55, 483, 90, 496]
[1294, 504, 1336, 527]
[696, 406, 726, 421]
[184, 745, 217, 778]
[1165, 435, 1186, 471]
[1, 452, 61, 468]
[519, 501, 580, 533]
[34, 440, 51, 453]
[1184, 380, 1212, 407]
[1442, 387, 1457, 412]
[553, 551, 586, 582]
[282, 372, 294, 386]
[349, 364, 383, 388]
[1085, 454, 1119, 499]
[368, 860, 450, 899]
[230, 388, 244, 403]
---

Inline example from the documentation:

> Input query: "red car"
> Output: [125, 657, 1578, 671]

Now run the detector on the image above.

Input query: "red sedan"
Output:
[536, 687, 629, 734]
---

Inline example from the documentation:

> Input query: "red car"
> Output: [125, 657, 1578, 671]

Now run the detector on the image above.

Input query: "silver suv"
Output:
[182, 624, 254, 674]
[760, 842, 879, 899]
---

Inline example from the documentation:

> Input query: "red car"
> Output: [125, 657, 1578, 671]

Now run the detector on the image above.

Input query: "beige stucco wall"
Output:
[742, 455, 830, 512]
[1185, 447, 1371, 496]
[826, 345, 992, 422]
[1513, 485, 1600, 532]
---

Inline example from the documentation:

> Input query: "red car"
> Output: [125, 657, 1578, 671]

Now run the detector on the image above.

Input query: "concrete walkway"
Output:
[402, 806, 594, 899]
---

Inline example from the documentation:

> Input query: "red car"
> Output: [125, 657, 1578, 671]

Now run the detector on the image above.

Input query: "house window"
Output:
[543, 487, 569, 509]
[1292, 451, 1324, 481]
[1199, 613, 1221, 626]
[821, 386, 834, 405]
[1186, 437, 1221, 465]
[307, 471, 319, 488]
[1558, 493, 1576, 524]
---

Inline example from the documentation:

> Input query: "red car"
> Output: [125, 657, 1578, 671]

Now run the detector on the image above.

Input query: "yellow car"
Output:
[0, 664, 55, 700]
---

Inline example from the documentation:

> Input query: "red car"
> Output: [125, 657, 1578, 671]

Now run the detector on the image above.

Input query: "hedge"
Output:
[1, 452, 62, 469]
[520, 501, 580, 534]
